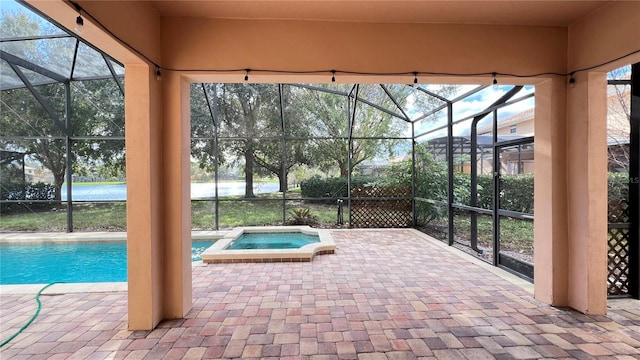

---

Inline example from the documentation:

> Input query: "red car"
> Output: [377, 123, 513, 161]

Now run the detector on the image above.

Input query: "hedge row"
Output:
[1, 182, 57, 214]
[456, 172, 630, 214]
[300, 176, 376, 203]
[455, 174, 534, 214]
[300, 172, 631, 216]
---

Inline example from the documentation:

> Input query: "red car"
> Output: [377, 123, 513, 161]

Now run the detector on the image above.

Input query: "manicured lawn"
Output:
[192, 199, 337, 229]
[0, 197, 532, 255]
[0, 196, 340, 231]
[0, 202, 127, 232]
[418, 212, 534, 258]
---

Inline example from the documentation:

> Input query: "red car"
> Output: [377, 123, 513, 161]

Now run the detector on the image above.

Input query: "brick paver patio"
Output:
[1, 229, 639, 359]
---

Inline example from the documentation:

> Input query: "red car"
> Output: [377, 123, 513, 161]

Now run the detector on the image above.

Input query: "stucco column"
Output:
[125, 64, 164, 330]
[566, 71, 608, 314]
[534, 78, 569, 306]
[161, 71, 193, 319]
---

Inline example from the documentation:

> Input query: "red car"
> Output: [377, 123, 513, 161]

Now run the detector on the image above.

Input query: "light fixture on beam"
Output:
[73, 3, 84, 35]
[568, 72, 576, 88]
[74, 14, 84, 34]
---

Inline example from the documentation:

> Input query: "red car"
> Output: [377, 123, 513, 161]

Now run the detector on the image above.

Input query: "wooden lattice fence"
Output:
[607, 198, 631, 296]
[350, 186, 412, 228]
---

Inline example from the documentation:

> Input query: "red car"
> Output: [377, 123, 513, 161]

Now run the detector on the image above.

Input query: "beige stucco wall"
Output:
[162, 19, 567, 84]
[24, 0, 640, 329]
[25, 0, 169, 330]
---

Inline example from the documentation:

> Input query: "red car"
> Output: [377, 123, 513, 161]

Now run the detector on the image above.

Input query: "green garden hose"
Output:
[0, 282, 60, 348]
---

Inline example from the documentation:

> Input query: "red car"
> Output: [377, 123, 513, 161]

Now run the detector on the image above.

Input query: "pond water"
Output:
[61, 182, 280, 201]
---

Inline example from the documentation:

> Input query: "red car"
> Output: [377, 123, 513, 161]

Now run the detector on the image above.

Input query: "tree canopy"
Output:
[0, 12, 125, 200]
[190, 83, 459, 198]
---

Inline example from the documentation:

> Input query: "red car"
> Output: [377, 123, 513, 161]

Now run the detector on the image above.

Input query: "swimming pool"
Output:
[228, 233, 319, 249]
[201, 226, 336, 263]
[0, 241, 214, 285]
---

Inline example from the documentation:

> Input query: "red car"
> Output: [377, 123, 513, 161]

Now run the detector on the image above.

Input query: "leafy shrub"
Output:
[286, 208, 318, 225]
[439, 172, 628, 216]
[386, 148, 448, 224]
[608, 172, 629, 203]
[1, 182, 57, 214]
[498, 174, 534, 213]
[300, 176, 374, 203]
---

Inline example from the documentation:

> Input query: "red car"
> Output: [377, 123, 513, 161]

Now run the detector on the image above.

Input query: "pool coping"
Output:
[200, 226, 336, 263]
[0, 230, 227, 244]
[0, 229, 534, 296]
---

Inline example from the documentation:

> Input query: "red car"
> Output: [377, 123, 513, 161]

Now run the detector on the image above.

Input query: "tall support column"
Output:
[447, 103, 454, 246]
[125, 64, 164, 330]
[629, 63, 640, 298]
[534, 78, 569, 307]
[65, 82, 73, 232]
[161, 71, 193, 319]
[566, 72, 608, 314]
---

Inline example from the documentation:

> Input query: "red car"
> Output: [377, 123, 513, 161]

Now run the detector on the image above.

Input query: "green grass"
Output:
[0, 197, 339, 231]
[67, 181, 125, 186]
[0, 196, 532, 247]
[452, 213, 534, 255]
[192, 199, 337, 229]
[418, 211, 534, 256]
[0, 202, 127, 231]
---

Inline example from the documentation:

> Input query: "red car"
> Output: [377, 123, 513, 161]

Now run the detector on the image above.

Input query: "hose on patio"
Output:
[0, 282, 60, 348]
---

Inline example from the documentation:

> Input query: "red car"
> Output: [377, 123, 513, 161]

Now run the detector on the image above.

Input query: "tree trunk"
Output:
[339, 162, 349, 178]
[53, 173, 64, 202]
[279, 169, 288, 193]
[244, 142, 255, 198]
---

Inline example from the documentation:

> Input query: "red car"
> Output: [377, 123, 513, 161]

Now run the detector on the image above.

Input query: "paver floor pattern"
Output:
[1, 229, 640, 359]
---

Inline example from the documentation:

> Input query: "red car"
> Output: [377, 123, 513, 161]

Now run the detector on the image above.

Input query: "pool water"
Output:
[0, 241, 214, 285]
[228, 233, 319, 250]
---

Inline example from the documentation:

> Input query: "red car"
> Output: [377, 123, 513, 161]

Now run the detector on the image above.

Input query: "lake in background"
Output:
[61, 182, 280, 201]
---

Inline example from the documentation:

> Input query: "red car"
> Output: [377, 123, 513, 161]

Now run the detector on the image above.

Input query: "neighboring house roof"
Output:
[477, 108, 534, 135]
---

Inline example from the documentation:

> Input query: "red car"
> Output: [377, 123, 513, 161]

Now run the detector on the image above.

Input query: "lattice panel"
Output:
[351, 186, 412, 228]
[607, 198, 630, 296]
[608, 228, 630, 296]
[608, 198, 630, 223]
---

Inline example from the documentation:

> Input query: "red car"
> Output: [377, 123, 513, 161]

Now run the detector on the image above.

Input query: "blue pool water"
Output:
[228, 233, 319, 250]
[0, 241, 214, 285]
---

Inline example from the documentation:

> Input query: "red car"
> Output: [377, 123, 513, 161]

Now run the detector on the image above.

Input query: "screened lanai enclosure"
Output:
[0, 1, 125, 231]
[188, 82, 537, 279]
[1, 1, 538, 281]
[3, 1, 640, 288]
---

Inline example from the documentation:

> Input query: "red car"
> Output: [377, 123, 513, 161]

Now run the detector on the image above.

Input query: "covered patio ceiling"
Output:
[150, 0, 612, 27]
[1, 1, 538, 129]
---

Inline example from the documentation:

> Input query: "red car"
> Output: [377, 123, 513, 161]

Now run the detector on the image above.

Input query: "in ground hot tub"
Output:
[200, 226, 336, 263]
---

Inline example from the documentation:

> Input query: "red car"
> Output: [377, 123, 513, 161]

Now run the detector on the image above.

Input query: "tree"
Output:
[1, 85, 68, 201]
[190, 82, 459, 197]
[191, 84, 312, 197]
[191, 83, 275, 198]
[253, 85, 312, 192]
[70, 79, 125, 179]
[295, 84, 457, 177]
[0, 12, 125, 200]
